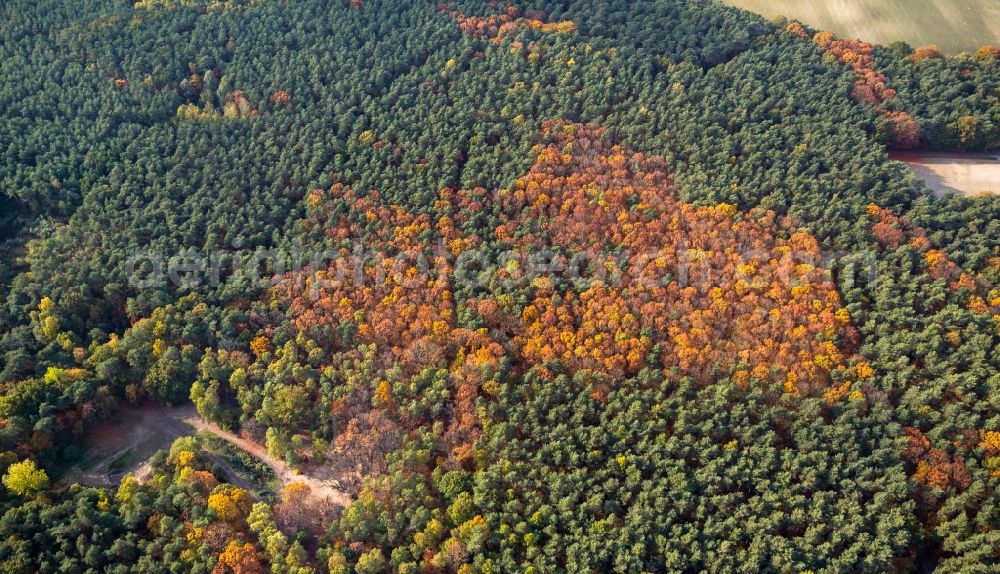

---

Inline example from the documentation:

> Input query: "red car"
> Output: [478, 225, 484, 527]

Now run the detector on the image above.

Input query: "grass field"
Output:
[724, 0, 1000, 54]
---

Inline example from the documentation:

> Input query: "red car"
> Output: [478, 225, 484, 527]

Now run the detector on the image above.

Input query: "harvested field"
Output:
[724, 0, 1000, 54]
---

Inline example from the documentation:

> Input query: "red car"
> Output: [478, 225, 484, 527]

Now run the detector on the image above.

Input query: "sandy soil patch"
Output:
[67, 404, 196, 487]
[64, 403, 353, 507]
[891, 152, 1000, 197]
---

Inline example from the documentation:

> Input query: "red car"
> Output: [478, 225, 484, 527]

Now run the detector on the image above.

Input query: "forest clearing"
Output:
[892, 152, 1000, 196]
[66, 404, 351, 506]
[725, 0, 1000, 53]
[65, 404, 196, 488]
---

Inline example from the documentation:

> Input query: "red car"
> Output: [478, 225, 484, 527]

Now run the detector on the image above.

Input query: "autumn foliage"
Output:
[276, 123, 863, 440]
[213, 542, 265, 574]
[976, 45, 1000, 60]
[231, 122, 876, 496]
[904, 427, 972, 492]
[439, 3, 575, 41]
[811, 30, 920, 148]
[494, 122, 859, 393]
[276, 184, 503, 471]
[268, 90, 290, 108]
[867, 203, 997, 311]
[908, 45, 944, 63]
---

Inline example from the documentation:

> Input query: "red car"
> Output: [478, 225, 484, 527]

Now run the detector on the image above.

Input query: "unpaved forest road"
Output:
[80, 404, 353, 507]
[171, 409, 353, 507]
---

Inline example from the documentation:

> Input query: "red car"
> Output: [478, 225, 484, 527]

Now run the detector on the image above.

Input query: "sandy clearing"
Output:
[68, 404, 195, 487]
[890, 152, 1000, 197]
[68, 404, 352, 507]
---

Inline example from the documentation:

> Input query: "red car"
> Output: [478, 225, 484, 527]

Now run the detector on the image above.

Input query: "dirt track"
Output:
[176, 411, 353, 507]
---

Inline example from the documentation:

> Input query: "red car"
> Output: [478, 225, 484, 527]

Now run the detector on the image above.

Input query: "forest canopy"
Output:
[0, 0, 998, 573]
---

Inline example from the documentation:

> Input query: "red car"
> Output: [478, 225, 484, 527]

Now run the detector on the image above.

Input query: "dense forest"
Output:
[1, 0, 998, 572]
